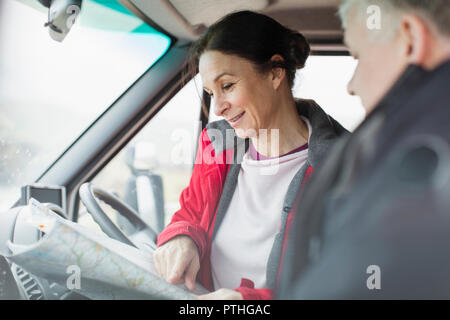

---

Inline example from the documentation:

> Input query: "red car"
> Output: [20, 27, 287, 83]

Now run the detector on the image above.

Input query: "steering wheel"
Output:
[79, 182, 158, 248]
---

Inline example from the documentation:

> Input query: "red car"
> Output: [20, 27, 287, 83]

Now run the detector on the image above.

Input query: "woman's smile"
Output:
[227, 111, 246, 127]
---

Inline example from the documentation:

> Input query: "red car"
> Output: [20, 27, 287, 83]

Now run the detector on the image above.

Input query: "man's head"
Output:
[339, 0, 450, 113]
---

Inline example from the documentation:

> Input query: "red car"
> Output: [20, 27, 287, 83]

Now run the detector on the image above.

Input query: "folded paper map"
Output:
[3, 198, 208, 300]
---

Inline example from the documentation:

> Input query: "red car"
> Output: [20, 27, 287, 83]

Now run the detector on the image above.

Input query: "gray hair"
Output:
[338, 0, 450, 37]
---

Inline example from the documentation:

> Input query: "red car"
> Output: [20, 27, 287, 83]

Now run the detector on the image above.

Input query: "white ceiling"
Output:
[170, 0, 270, 27]
[268, 0, 341, 10]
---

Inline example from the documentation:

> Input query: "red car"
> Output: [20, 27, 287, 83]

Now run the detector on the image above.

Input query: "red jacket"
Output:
[157, 99, 348, 299]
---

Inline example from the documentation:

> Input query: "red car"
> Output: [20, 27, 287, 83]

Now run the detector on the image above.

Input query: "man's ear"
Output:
[399, 14, 431, 66]
[269, 54, 286, 90]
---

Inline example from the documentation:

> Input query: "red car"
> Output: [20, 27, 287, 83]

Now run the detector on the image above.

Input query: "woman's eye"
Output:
[222, 83, 234, 91]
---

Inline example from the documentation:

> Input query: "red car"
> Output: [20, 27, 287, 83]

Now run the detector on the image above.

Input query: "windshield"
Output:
[0, 0, 171, 211]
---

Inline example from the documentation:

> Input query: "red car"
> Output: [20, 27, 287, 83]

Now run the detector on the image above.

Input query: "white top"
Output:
[210, 118, 312, 290]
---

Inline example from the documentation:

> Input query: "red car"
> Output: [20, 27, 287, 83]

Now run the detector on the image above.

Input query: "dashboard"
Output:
[0, 206, 88, 300]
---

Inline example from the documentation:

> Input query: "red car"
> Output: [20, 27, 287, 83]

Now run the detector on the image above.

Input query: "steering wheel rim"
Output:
[79, 182, 158, 247]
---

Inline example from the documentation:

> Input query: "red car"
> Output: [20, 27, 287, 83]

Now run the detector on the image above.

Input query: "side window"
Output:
[77, 76, 202, 234]
[293, 56, 365, 131]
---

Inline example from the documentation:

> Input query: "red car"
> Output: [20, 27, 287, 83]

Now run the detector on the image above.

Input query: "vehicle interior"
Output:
[0, 0, 365, 299]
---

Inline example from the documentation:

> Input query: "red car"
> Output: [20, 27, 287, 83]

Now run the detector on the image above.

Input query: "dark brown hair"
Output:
[187, 10, 310, 89]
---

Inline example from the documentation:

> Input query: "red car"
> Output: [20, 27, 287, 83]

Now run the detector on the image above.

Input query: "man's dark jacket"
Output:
[277, 60, 450, 299]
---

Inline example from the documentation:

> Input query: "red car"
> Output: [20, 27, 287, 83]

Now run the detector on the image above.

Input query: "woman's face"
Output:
[199, 50, 279, 138]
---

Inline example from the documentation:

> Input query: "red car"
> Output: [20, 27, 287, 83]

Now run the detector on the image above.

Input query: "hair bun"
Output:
[289, 31, 310, 69]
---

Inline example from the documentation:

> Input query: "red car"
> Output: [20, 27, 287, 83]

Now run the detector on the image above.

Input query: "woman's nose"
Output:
[213, 96, 230, 117]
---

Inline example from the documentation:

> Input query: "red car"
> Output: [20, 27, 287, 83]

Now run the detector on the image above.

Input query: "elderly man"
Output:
[277, 0, 450, 299]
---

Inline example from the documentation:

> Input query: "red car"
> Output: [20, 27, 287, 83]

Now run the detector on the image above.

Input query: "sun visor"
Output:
[120, 0, 270, 43]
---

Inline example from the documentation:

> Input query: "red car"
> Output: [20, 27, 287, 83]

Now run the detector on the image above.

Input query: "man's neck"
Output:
[424, 36, 450, 70]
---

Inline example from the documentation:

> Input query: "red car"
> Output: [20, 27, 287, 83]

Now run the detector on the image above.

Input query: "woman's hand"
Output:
[198, 288, 243, 300]
[153, 235, 200, 291]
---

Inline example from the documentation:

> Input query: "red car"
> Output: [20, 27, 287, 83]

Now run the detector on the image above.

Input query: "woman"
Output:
[153, 10, 348, 300]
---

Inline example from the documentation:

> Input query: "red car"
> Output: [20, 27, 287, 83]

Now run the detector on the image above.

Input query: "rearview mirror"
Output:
[37, 0, 82, 42]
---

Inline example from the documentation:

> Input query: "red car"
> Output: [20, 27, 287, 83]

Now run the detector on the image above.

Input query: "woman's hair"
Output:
[187, 10, 310, 89]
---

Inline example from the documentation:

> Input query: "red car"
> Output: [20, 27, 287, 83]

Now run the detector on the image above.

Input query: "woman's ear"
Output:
[399, 14, 430, 66]
[269, 54, 286, 90]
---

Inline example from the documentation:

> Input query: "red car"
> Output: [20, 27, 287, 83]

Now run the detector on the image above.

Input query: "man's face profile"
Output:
[344, 6, 409, 114]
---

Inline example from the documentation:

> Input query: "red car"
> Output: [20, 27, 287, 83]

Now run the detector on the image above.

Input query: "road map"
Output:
[4, 199, 208, 299]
